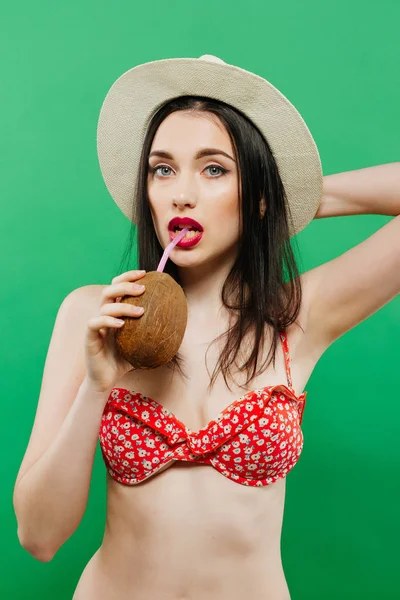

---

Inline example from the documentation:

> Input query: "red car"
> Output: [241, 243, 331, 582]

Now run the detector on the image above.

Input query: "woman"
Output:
[13, 55, 400, 599]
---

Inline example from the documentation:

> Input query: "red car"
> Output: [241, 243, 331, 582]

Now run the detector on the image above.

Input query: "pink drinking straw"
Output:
[156, 228, 190, 272]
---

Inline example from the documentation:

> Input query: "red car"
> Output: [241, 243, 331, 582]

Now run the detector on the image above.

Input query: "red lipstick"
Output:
[168, 217, 204, 232]
[168, 217, 203, 248]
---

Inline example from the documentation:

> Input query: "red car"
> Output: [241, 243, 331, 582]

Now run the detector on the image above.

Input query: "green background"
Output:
[1, 1, 399, 598]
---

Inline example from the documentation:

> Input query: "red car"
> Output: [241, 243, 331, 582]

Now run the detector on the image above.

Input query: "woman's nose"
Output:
[173, 191, 197, 209]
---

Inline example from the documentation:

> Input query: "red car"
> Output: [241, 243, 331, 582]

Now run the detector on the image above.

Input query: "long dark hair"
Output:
[116, 96, 303, 393]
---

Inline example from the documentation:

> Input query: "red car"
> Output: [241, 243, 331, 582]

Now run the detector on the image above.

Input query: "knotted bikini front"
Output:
[99, 331, 307, 487]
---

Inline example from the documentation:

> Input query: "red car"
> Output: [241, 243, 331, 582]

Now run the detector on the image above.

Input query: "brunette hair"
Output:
[116, 96, 303, 393]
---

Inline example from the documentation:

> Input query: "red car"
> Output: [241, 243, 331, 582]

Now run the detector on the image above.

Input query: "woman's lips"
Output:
[168, 228, 203, 248]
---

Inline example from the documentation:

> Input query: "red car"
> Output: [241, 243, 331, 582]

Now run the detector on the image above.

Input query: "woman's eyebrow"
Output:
[148, 148, 236, 162]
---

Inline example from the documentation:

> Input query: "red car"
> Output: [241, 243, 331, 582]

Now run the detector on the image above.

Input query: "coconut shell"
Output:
[114, 271, 187, 369]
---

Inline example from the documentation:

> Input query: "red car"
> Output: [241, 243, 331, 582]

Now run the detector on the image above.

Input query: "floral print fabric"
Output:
[99, 331, 307, 487]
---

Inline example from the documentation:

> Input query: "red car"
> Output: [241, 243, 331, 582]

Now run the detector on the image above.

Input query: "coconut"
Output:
[114, 227, 190, 369]
[114, 271, 187, 369]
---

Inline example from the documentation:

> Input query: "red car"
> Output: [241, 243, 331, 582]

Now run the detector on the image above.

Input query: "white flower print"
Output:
[223, 424, 232, 434]
[141, 411, 150, 421]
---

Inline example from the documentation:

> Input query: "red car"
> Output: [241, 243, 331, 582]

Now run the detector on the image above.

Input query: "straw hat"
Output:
[97, 54, 323, 237]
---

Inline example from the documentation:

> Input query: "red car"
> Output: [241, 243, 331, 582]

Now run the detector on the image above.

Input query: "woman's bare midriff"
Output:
[73, 466, 290, 600]
[73, 282, 321, 600]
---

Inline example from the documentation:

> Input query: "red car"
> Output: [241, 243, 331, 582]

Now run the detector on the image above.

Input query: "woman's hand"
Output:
[84, 270, 146, 392]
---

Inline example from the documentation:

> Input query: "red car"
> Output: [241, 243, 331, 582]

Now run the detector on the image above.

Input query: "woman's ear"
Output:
[260, 197, 266, 219]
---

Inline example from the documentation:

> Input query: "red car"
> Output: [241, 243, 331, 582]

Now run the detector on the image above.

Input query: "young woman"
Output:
[13, 55, 400, 600]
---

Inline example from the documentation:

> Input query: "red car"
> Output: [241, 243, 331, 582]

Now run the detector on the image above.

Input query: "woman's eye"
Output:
[151, 165, 172, 177]
[205, 165, 227, 176]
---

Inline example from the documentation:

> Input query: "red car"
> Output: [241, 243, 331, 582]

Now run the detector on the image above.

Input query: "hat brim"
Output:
[97, 57, 323, 237]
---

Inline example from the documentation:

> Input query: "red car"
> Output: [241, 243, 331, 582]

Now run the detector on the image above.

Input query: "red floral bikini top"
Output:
[99, 330, 307, 487]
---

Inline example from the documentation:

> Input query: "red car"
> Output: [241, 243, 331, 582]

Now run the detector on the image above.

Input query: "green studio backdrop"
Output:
[1, 1, 399, 599]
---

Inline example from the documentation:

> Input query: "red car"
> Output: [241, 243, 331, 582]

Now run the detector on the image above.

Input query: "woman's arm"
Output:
[315, 162, 400, 218]
[13, 286, 111, 562]
[302, 161, 400, 347]
[14, 377, 110, 562]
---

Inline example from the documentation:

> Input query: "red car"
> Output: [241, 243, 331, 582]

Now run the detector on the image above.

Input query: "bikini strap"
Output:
[279, 330, 293, 390]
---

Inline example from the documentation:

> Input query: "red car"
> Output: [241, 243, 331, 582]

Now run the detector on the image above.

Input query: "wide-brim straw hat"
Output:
[97, 54, 323, 237]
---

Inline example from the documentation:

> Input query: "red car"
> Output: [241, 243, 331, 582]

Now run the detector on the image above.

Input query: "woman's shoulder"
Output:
[65, 284, 106, 305]
[56, 285, 107, 326]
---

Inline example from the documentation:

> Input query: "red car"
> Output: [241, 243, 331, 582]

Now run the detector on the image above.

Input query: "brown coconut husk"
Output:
[114, 271, 187, 369]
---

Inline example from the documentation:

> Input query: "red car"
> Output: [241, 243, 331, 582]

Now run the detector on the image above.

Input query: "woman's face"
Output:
[147, 110, 240, 270]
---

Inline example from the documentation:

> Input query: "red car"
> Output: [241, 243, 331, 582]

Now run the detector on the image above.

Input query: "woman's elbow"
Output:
[17, 527, 57, 562]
